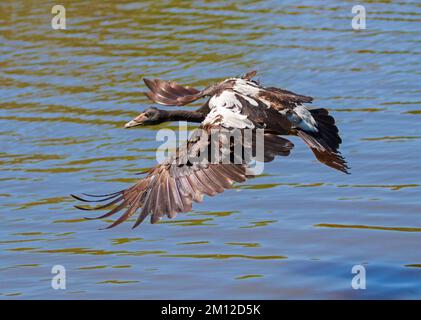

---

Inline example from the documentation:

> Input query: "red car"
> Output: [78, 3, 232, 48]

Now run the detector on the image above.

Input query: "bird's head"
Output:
[124, 107, 165, 128]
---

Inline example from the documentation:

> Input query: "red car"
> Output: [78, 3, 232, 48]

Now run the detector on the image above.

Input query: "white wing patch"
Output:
[209, 90, 242, 111]
[292, 104, 318, 132]
[209, 90, 258, 110]
[203, 106, 255, 129]
[211, 79, 318, 133]
[232, 78, 260, 98]
[205, 90, 255, 129]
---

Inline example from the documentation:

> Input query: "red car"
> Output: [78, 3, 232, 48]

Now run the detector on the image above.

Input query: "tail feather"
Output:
[297, 108, 349, 174]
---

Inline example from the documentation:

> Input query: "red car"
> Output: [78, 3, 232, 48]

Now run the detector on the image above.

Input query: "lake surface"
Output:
[1, 0, 420, 299]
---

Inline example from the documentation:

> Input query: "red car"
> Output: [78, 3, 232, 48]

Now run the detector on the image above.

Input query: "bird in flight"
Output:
[72, 71, 349, 229]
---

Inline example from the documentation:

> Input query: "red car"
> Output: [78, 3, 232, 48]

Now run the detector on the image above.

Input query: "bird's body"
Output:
[139, 72, 347, 172]
[73, 71, 349, 228]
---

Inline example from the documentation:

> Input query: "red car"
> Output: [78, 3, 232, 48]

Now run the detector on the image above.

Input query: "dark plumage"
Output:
[135, 71, 348, 173]
[124, 106, 207, 127]
[73, 71, 349, 229]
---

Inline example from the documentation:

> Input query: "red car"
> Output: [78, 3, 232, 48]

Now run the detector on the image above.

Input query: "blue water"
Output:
[0, 0, 420, 299]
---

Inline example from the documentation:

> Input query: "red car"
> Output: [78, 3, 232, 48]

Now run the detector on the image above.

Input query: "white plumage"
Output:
[209, 90, 243, 111]
[203, 105, 255, 129]
[231, 79, 318, 133]
[232, 79, 260, 98]
[292, 104, 318, 132]
[209, 89, 258, 109]
[205, 90, 255, 129]
[208, 80, 318, 132]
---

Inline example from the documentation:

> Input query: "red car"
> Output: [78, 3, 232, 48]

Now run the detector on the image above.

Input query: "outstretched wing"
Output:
[73, 126, 293, 228]
[260, 86, 313, 109]
[143, 70, 260, 107]
[228, 78, 313, 110]
[143, 78, 202, 106]
[295, 108, 349, 173]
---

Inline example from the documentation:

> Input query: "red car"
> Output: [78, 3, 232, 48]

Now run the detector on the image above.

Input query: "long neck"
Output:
[161, 109, 206, 123]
